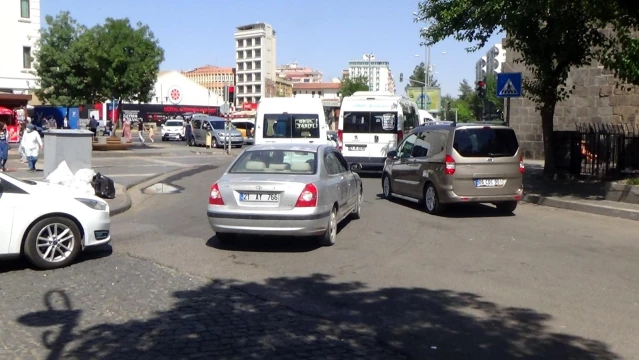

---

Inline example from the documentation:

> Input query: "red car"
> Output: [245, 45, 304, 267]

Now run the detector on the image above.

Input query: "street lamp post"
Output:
[364, 52, 374, 91]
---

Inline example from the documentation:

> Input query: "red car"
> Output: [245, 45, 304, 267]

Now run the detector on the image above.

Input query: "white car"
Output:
[0, 173, 112, 270]
[161, 119, 186, 141]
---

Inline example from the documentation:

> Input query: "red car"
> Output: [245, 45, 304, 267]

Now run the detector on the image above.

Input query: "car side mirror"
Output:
[350, 163, 362, 171]
[387, 150, 398, 159]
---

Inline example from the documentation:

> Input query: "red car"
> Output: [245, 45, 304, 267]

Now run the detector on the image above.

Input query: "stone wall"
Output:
[503, 39, 639, 159]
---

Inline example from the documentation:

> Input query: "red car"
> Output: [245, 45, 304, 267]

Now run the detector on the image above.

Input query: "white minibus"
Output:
[254, 98, 329, 145]
[338, 91, 419, 171]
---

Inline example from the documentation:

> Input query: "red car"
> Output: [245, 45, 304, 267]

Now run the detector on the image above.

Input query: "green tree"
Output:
[405, 62, 439, 92]
[81, 18, 164, 120]
[34, 12, 91, 107]
[339, 75, 369, 98]
[485, 74, 504, 113]
[415, 0, 633, 175]
[458, 79, 474, 101]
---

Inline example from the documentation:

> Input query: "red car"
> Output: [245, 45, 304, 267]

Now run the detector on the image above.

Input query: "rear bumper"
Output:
[439, 187, 524, 204]
[344, 156, 385, 172]
[207, 209, 330, 236]
[218, 137, 244, 145]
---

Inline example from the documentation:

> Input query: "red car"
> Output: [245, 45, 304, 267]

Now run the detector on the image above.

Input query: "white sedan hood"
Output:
[27, 180, 102, 200]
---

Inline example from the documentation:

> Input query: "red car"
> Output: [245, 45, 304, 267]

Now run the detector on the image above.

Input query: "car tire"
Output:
[162, 137, 167, 141]
[215, 232, 235, 243]
[318, 207, 338, 246]
[23, 217, 82, 270]
[211, 137, 218, 148]
[382, 174, 393, 199]
[496, 201, 518, 213]
[423, 183, 445, 215]
[351, 187, 362, 220]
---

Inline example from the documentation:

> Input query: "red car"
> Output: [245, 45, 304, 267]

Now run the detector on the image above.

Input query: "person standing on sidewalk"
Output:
[138, 121, 145, 144]
[18, 122, 27, 163]
[89, 116, 98, 138]
[0, 122, 9, 172]
[22, 124, 43, 172]
[185, 120, 193, 146]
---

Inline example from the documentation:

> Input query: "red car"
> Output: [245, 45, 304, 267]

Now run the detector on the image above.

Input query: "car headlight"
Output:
[76, 198, 108, 211]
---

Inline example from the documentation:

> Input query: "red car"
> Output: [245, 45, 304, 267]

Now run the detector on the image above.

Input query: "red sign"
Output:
[163, 106, 218, 114]
[241, 102, 258, 111]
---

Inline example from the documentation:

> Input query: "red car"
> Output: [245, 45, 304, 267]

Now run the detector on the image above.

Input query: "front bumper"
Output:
[207, 208, 330, 236]
[162, 132, 184, 139]
[81, 210, 112, 247]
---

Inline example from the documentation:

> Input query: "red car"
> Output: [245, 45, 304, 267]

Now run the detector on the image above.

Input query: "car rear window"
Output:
[453, 127, 519, 157]
[263, 114, 320, 139]
[229, 150, 317, 174]
[342, 111, 397, 133]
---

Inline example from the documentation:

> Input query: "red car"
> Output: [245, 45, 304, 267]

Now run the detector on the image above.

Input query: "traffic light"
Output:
[399, 73, 403, 82]
[228, 86, 235, 103]
[476, 80, 486, 99]
[446, 102, 451, 112]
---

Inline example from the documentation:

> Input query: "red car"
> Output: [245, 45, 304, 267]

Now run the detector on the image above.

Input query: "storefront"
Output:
[0, 93, 32, 143]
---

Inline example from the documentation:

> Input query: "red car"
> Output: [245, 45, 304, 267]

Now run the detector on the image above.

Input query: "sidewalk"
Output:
[523, 160, 639, 221]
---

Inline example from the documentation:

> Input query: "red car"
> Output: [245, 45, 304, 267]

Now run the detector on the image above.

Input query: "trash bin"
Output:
[43, 129, 93, 178]
[206, 131, 212, 148]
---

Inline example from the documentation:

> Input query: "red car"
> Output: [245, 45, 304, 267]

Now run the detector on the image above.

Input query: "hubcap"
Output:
[329, 211, 337, 240]
[36, 223, 75, 263]
[383, 177, 390, 196]
[357, 192, 362, 213]
[425, 187, 436, 211]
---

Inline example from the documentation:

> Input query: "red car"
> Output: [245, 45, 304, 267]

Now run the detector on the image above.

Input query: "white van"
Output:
[254, 97, 329, 145]
[338, 91, 419, 171]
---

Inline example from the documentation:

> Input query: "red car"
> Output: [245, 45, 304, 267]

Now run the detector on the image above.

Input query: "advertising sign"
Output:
[406, 87, 441, 112]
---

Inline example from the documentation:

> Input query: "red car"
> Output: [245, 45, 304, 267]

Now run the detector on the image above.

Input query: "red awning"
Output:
[0, 106, 14, 116]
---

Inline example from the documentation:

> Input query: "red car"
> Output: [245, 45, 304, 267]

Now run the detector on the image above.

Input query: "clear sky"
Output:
[41, 0, 504, 97]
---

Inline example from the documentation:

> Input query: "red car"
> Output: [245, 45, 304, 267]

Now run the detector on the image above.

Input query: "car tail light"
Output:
[295, 183, 318, 207]
[397, 130, 404, 143]
[209, 183, 224, 205]
[337, 130, 343, 150]
[519, 155, 525, 173]
[444, 155, 456, 175]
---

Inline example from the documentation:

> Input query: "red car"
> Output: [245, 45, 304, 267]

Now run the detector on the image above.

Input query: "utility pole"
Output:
[364, 53, 374, 91]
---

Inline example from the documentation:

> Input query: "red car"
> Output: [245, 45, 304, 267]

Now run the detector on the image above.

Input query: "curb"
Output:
[523, 194, 639, 222]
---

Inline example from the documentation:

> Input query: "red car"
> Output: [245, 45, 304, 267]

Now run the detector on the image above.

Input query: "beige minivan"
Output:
[381, 122, 524, 214]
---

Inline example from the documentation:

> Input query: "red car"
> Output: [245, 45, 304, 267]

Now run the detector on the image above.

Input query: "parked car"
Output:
[190, 115, 244, 148]
[0, 173, 111, 270]
[207, 144, 363, 246]
[381, 122, 524, 214]
[231, 118, 255, 145]
[161, 119, 186, 141]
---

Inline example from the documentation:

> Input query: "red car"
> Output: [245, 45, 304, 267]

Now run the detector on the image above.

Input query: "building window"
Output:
[255, 49, 261, 57]
[21, 0, 30, 18]
[237, 39, 243, 48]
[255, 37, 261, 46]
[318, 91, 322, 97]
[23, 46, 32, 68]
[312, 91, 315, 98]
[255, 61, 261, 70]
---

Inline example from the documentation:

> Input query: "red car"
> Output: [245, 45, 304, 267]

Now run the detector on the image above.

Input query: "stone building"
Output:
[503, 39, 639, 159]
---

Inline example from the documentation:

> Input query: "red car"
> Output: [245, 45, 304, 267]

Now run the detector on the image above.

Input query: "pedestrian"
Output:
[18, 122, 27, 163]
[185, 120, 193, 146]
[138, 121, 145, 144]
[148, 125, 155, 143]
[89, 116, 98, 138]
[22, 123, 43, 172]
[0, 122, 9, 172]
[123, 118, 132, 142]
[63, 116, 69, 129]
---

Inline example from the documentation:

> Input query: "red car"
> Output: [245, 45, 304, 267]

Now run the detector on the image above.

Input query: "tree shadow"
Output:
[524, 164, 606, 200]
[15, 274, 621, 359]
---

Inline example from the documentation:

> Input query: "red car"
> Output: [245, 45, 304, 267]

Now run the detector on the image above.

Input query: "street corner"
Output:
[107, 183, 132, 216]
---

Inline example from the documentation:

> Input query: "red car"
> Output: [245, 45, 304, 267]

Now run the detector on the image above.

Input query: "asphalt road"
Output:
[2, 161, 638, 359]
[108, 165, 639, 359]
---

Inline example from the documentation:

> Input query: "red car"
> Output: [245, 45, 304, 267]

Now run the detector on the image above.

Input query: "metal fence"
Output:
[553, 123, 639, 178]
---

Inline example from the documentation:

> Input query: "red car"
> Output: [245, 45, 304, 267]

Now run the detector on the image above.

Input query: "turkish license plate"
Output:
[475, 179, 506, 187]
[240, 193, 279, 202]
[348, 146, 366, 151]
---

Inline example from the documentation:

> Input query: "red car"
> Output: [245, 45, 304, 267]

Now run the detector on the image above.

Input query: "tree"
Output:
[339, 75, 369, 98]
[415, 0, 634, 176]
[458, 79, 474, 101]
[81, 18, 164, 121]
[34, 12, 90, 107]
[405, 62, 439, 92]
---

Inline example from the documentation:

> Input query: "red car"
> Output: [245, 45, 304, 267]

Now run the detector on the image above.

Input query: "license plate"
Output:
[240, 193, 279, 202]
[348, 146, 366, 151]
[475, 179, 506, 187]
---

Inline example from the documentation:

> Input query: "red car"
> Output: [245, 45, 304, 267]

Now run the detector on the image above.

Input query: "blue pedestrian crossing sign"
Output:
[496, 72, 522, 98]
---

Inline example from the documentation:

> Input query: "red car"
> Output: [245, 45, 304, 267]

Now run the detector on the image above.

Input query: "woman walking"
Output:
[18, 122, 27, 163]
[138, 121, 145, 144]
[0, 123, 9, 172]
[22, 123, 43, 172]
[123, 118, 132, 142]
[148, 125, 155, 143]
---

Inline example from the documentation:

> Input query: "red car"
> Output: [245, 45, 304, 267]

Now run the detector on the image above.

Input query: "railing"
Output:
[553, 123, 639, 178]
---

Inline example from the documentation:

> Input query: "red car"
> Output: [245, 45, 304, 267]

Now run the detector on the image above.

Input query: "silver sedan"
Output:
[207, 143, 363, 246]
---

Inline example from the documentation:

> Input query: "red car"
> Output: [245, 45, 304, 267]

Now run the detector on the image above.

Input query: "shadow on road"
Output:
[524, 163, 606, 200]
[375, 194, 516, 218]
[17, 274, 620, 359]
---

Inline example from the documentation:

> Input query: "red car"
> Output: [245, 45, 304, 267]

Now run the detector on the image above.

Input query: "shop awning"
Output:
[0, 93, 32, 108]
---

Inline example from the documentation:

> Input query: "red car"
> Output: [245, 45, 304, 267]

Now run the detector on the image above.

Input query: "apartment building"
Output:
[182, 65, 235, 98]
[348, 55, 394, 93]
[277, 62, 323, 83]
[234, 23, 276, 106]
[0, 0, 41, 106]
[475, 44, 506, 82]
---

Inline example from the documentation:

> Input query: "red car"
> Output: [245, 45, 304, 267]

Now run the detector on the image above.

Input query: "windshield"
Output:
[230, 150, 317, 174]
[164, 121, 183, 127]
[209, 121, 225, 130]
[453, 127, 519, 157]
[263, 114, 321, 139]
[342, 111, 397, 133]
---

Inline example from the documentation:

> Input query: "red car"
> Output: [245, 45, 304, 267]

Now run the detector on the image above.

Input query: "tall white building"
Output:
[0, 0, 41, 104]
[234, 23, 276, 106]
[348, 55, 394, 93]
[475, 44, 506, 82]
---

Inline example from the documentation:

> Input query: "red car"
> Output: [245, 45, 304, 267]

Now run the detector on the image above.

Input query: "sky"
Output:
[41, 0, 504, 98]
